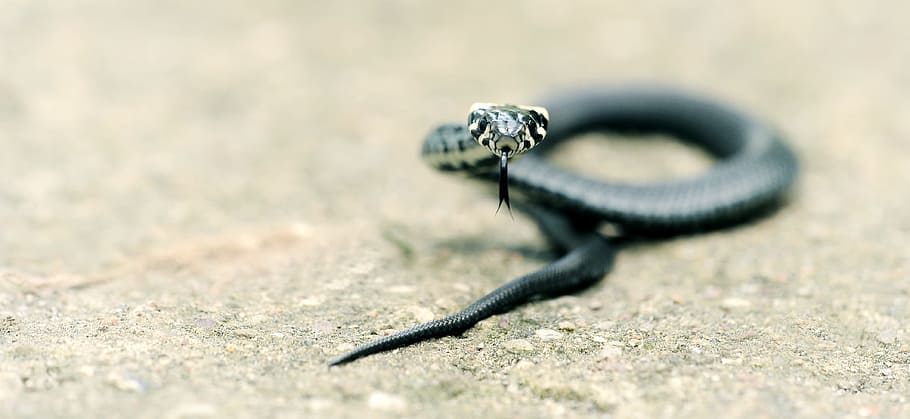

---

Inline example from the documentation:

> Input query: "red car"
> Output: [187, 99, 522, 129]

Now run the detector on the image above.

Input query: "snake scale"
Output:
[329, 86, 799, 366]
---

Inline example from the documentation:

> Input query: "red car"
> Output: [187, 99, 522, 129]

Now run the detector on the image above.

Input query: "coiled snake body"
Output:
[329, 87, 798, 366]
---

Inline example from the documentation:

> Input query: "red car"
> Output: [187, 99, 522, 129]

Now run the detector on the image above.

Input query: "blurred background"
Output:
[1, 1, 908, 418]
[2, 0, 906, 273]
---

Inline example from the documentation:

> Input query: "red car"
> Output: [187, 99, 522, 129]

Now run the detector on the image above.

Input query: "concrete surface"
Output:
[1, 1, 908, 418]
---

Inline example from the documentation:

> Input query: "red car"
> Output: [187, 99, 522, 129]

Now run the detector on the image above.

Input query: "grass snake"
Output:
[329, 86, 799, 366]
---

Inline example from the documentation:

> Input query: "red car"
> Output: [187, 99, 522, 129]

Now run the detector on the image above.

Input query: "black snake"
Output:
[329, 86, 799, 366]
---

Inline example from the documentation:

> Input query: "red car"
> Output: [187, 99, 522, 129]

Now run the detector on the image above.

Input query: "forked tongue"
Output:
[497, 152, 512, 216]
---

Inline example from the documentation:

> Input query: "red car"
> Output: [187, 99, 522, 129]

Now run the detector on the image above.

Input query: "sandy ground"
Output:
[1, 1, 909, 418]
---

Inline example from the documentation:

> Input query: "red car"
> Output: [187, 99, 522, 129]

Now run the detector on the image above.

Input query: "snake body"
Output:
[329, 87, 798, 366]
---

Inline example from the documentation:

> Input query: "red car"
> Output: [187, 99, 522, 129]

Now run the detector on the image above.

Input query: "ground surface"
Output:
[1, 1, 909, 418]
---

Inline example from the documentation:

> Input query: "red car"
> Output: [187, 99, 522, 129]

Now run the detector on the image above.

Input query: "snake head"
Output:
[468, 103, 549, 158]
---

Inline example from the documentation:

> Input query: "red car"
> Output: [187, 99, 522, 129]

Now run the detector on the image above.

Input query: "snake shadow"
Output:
[433, 190, 796, 306]
[434, 236, 558, 263]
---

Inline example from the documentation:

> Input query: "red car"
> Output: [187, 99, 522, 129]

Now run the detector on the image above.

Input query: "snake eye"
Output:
[528, 110, 548, 130]
[470, 116, 488, 138]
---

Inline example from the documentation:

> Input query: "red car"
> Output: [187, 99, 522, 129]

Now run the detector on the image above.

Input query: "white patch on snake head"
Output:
[468, 103, 549, 157]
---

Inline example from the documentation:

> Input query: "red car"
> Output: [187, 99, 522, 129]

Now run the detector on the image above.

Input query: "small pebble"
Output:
[877, 329, 897, 344]
[99, 316, 119, 329]
[10, 344, 37, 358]
[367, 391, 407, 412]
[513, 360, 535, 369]
[557, 321, 576, 331]
[23, 366, 59, 391]
[233, 328, 256, 338]
[348, 262, 376, 276]
[837, 380, 857, 391]
[433, 298, 456, 309]
[106, 370, 149, 393]
[598, 345, 622, 361]
[195, 318, 217, 329]
[451, 282, 470, 292]
[702, 286, 722, 299]
[503, 339, 535, 353]
[534, 328, 563, 341]
[387, 285, 415, 294]
[305, 398, 333, 412]
[407, 306, 435, 323]
[298, 296, 324, 306]
[78, 365, 96, 377]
